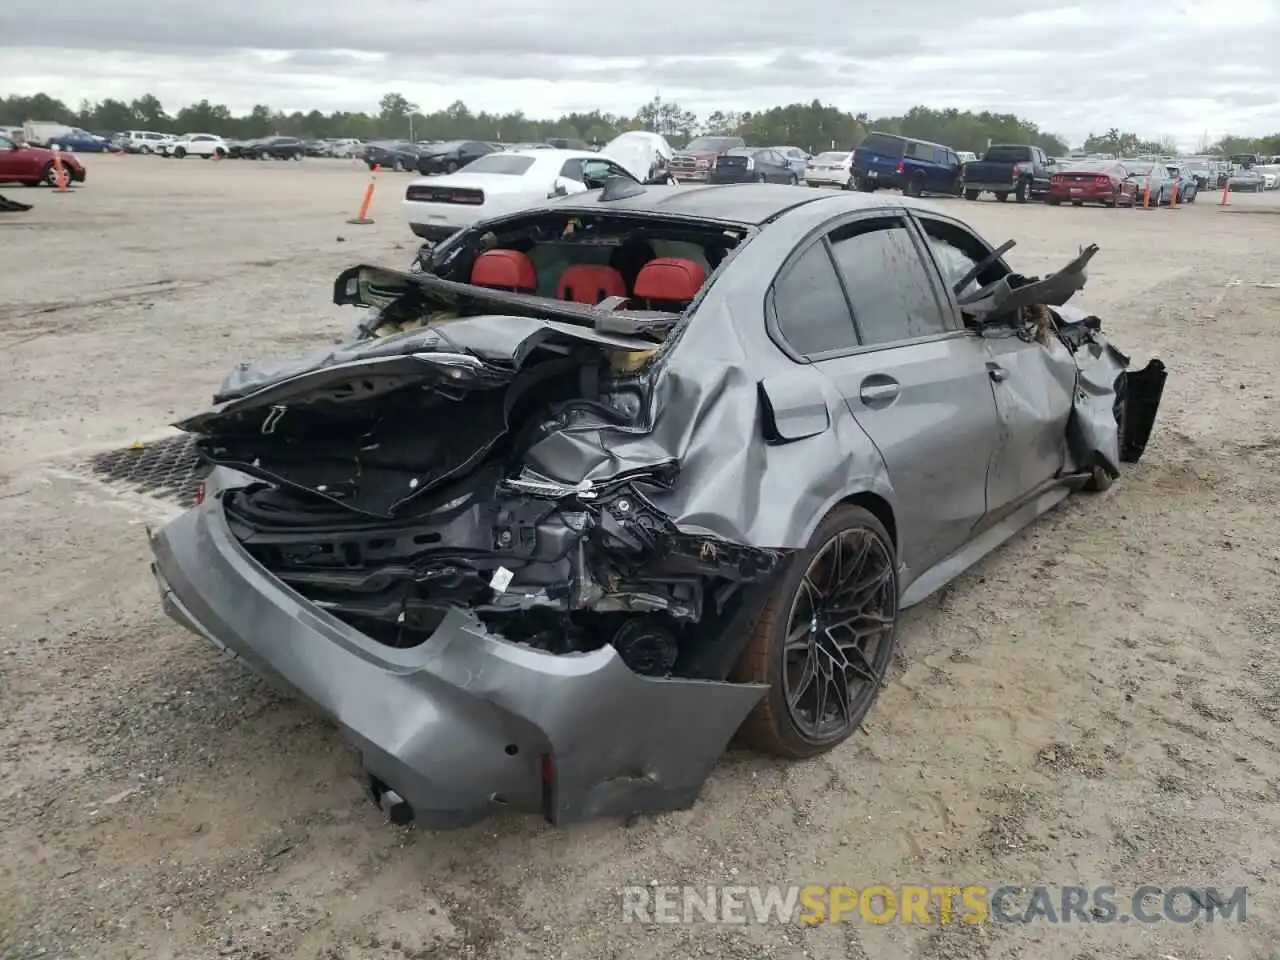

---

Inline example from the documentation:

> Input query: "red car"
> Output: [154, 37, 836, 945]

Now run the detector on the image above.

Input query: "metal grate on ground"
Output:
[83, 434, 212, 507]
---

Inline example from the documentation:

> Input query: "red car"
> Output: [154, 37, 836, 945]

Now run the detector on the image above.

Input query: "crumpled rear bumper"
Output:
[148, 477, 766, 827]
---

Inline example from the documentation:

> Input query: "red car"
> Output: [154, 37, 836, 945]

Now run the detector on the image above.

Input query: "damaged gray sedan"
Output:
[149, 181, 1166, 827]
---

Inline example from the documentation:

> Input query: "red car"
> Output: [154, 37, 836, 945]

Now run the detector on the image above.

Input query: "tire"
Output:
[845, 175, 856, 191]
[140, 145, 152, 155]
[1186, 190, 1196, 203]
[293, 151, 303, 161]
[34, 162, 57, 187]
[174, 147, 186, 159]
[1071, 200, 1084, 207]
[392, 158, 405, 172]
[1014, 178, 1030, 203]
[214, 147, 225, 159]
[756, 173, 767, 183]
[964, 189, 980, 201]
[995, 191, 1009, 202]
[904, 173, 924, 197]
[444, 161, 458, 174]
[732, 505, 899, 759]
[788, 173, 798, 185]
[857, 178, 875, 193]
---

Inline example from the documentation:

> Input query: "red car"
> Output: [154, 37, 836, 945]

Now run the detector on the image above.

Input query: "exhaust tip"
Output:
[368, 775, 415, 825]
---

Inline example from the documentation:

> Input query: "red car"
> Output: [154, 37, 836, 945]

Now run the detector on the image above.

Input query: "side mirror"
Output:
[549, 178, 569, 198]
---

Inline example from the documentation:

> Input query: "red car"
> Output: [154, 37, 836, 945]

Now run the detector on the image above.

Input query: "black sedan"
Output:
[415, 139, 499, 175]
[363, 141, 429, 172]
[708, 147, 800, 185]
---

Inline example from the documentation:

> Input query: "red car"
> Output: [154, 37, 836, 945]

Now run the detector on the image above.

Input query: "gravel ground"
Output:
[2, 156, 1279, 960]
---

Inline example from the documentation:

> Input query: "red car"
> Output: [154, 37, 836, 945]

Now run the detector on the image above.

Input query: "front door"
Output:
[980, 335, 1071, 514]
[909, 210, 1070, 517]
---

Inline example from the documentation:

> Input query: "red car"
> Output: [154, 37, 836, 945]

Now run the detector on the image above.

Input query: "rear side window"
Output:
[464, 154, 536, 175]
[984, 146, 1032, 163]
[772, 244, 859, 355]
[828, 219, 950, 346]
[858, 134, 905, 158]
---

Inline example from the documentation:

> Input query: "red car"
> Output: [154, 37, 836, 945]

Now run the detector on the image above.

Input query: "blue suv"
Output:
[851, 132, 963, 197]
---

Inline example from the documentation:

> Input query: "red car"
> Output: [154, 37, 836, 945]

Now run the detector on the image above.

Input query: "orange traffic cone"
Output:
[347, 165, 378, 225]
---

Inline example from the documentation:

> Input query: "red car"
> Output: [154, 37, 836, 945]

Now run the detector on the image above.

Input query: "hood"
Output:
[599, 133, 674, 181]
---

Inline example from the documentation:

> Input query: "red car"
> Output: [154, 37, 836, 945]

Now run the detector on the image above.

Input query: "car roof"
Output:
[544, 182, 927, 225]
[864, 130, 950, 151]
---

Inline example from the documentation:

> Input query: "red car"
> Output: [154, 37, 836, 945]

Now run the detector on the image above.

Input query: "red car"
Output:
[1046, 161, 1135, 208]
[0, 135, 88, 187]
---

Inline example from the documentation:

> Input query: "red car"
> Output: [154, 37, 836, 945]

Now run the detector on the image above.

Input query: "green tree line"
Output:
[1081, 127, 1280, 158]
[3, 90, 1275, 156]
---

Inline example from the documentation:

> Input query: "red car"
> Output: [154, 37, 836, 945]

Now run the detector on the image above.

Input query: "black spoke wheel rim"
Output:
[782, 527, 896, 743]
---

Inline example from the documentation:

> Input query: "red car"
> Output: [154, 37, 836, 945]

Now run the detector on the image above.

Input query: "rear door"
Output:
[769, 213, 1002, 572]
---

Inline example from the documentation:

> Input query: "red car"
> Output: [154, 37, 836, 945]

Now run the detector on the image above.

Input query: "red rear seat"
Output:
[633, 257, 708, 309]
[557, 264, 628, 304]
[471, 249, 537, 293]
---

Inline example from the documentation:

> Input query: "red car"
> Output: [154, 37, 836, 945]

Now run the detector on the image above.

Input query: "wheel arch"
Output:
[837, 491, 897, 551]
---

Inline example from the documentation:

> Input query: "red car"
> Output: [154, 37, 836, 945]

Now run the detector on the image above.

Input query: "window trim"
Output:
[765, 208, 966, 363]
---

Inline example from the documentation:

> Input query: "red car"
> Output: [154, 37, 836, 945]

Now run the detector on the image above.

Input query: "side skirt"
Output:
[898, 475, 1087, 609]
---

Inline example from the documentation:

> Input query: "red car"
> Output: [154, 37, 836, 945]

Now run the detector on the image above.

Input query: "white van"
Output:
[117, 131, 171, 154]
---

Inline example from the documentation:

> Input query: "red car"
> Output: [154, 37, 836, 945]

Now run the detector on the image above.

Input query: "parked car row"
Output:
[400, 132, 675, 242]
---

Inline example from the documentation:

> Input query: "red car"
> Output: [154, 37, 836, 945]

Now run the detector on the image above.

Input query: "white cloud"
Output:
[0, 0, 1275, 147]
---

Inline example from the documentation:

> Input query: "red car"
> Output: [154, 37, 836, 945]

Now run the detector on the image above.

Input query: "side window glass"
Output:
[559, 158, 584, 182]
[915, 216, 1006, 299]
[828, 220, 949, 345]
[772, 243, 858, 356]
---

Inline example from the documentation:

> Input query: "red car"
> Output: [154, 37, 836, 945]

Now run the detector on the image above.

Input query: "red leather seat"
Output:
[557, 264, 628, 304]
[633, 257, 708, 309]
[470, 249, 537, 293]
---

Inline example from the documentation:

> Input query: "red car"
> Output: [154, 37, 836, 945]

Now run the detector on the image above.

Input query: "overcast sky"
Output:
[1, 0, 1275, 148]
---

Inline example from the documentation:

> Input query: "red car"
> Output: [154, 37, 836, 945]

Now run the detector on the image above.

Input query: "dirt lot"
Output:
[2, 156, 1279, 960]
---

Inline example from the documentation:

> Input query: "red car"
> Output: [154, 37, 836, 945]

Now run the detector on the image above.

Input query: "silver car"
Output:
[148, 185, 1166, 827]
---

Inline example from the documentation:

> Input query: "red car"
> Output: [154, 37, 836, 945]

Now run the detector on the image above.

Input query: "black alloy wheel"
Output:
[733, 505, 899, 758]
[904, 173, 924, 197]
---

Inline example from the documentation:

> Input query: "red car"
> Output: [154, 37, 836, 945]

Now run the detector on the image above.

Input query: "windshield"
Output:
[725, 148, 755, 157]
[1124, 164, 1154, 176]
[460, 155, 536, 175]
[684, 137, 741, 152]
[429, 140, 467, 152]
[813, 152, 848, 163]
